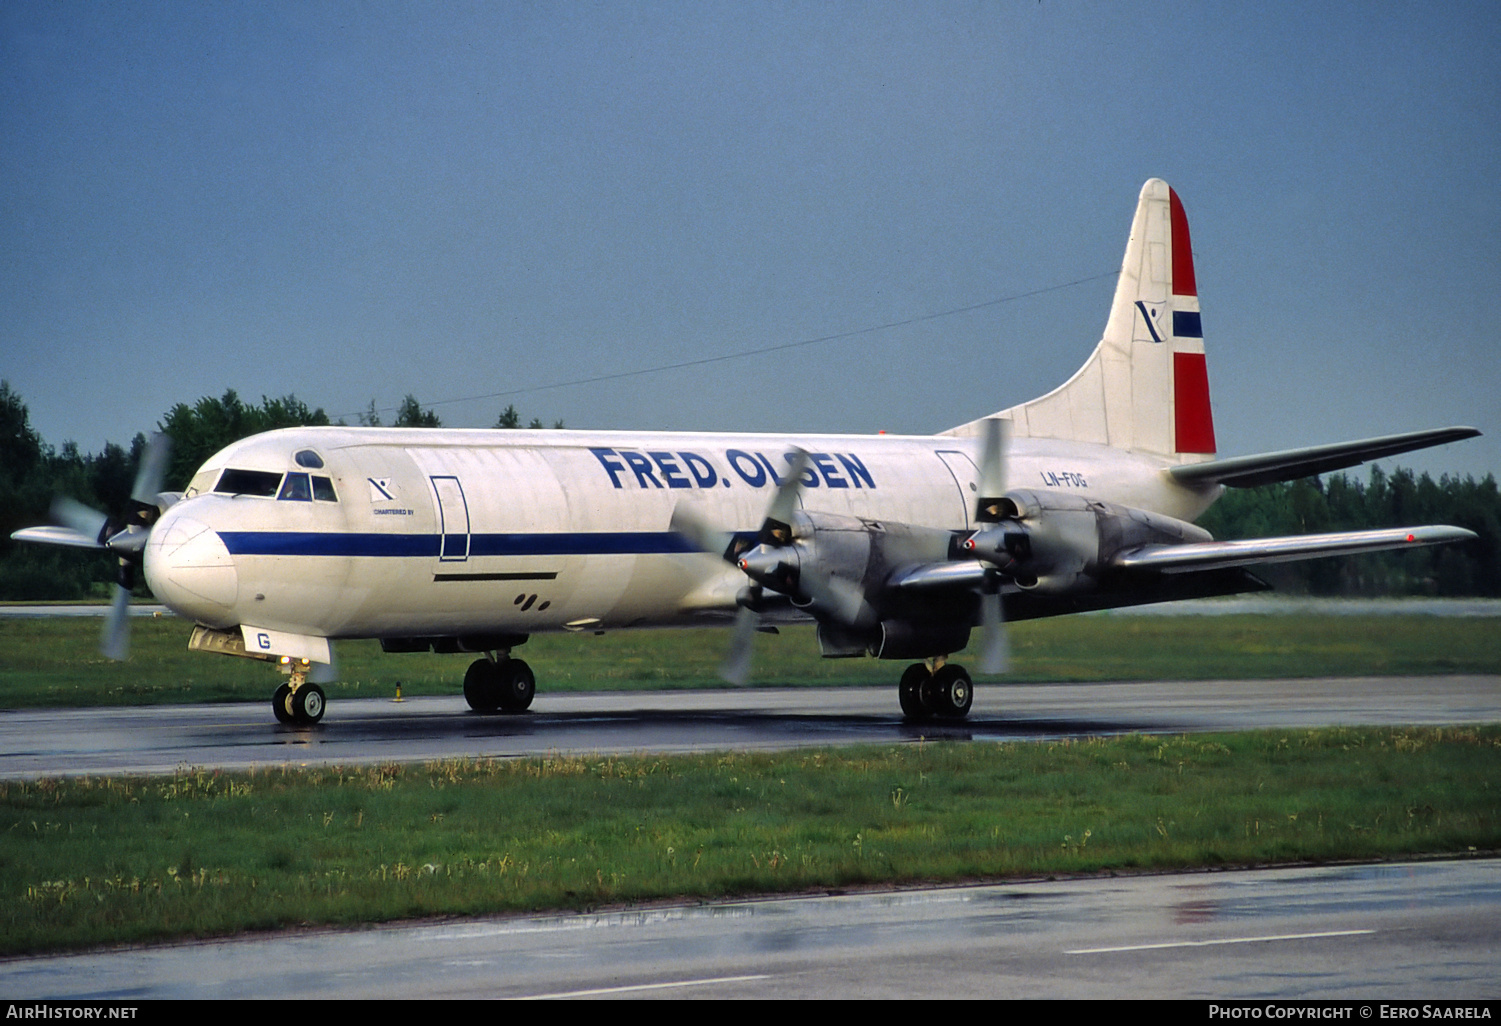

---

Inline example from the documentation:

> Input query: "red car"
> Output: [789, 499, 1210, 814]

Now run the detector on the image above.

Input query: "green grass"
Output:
[2, 726, 1497, 955]
[2, 613, 1499, 709]
[4, 614, 1496, 955]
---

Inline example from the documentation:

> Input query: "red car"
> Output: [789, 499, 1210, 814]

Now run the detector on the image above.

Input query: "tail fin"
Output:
[946, 178, 1216, 460]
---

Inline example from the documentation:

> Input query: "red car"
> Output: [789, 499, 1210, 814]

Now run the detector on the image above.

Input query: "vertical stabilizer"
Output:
[946, 179, 1216, 460]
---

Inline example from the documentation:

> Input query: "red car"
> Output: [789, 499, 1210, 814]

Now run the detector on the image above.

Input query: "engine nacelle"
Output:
[872, 619, 972, 660]
[967, 489, 1211, 589]
[737, 510, 957, 627]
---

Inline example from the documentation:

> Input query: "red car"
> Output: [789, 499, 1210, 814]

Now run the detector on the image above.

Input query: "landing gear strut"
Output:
[898, 659, 973, 722]
[464, 655, 536, 714]
[273, 661, 326, 725]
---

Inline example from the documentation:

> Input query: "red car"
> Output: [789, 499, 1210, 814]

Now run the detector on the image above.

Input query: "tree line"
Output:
[1, 380, 1496, 600]
[1194, 467, 1501, 596]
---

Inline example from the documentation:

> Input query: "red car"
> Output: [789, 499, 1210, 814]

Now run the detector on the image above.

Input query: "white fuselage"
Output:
[144, 426, 1216, 644]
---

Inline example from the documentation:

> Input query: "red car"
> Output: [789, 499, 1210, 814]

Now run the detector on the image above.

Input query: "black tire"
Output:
[292, 683, 326, 724]
[463, 659, 499, 713]
[931, 664, 973, 719]
[898, 663, 933, 720]
[272, 683, 294, 724]
[496, 658, 536, 713]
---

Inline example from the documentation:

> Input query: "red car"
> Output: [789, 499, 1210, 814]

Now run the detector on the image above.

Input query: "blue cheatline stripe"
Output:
[219, 531, 701, 558]
[220, 532, 434, 556]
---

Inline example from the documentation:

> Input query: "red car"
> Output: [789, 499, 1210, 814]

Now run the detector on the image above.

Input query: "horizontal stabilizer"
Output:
[1112, 525, 1477, 574]
[1168, 427, 1480, 489]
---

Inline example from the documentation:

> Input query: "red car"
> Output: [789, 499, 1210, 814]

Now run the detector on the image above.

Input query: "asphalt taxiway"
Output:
[2, 675, 1497, 779]
[3, 858, 1497, 999]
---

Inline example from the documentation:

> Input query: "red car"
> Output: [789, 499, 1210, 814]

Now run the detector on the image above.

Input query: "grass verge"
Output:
[3, 725, 1497, 955]
[3, 614, 1500, 708]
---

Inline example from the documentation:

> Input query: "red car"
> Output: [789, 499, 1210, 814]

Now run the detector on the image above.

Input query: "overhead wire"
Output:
[340, 269, 1119, 423]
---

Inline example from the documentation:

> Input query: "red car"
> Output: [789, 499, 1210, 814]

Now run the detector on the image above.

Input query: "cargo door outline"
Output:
[935, 451, 978, 530]
[430, 476, 471, 561]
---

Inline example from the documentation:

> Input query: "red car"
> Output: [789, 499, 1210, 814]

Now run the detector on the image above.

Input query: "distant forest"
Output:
[2, 381, 1497, 601]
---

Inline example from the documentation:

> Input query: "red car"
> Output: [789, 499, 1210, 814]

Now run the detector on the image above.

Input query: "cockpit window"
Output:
[215, 469, 283, 497]
[278, 472, 313, 501]
[294, 449, 325, 469]
[215, 467, 336, 502]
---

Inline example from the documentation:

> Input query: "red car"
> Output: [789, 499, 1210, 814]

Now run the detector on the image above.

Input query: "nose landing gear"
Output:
[272, 660, 326, 725]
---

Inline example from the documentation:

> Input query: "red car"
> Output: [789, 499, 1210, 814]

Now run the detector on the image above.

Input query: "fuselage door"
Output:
[935, 450, 979, 530]
[430, 475, 470, 561]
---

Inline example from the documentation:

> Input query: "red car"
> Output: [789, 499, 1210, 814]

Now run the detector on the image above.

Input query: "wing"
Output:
[1111, 524, 1478, 573]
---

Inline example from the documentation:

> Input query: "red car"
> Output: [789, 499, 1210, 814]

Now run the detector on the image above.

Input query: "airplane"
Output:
[13, 179, 1480, 725]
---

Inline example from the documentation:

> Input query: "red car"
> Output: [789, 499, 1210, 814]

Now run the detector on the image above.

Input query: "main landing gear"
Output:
[272, 661, 326, 725]
[463, 655, 536, 714]
[898, 659, 973, 722]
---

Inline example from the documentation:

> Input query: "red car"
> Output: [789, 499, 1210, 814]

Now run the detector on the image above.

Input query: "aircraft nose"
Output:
[144, 510, 239, 628]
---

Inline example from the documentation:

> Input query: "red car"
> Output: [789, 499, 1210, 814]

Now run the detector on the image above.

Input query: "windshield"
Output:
[212, 467, 338, 501]
[214, 469, 282, 497]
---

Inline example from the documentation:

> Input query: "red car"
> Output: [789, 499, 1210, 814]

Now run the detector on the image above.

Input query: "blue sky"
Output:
[4, 1, 1497, 480]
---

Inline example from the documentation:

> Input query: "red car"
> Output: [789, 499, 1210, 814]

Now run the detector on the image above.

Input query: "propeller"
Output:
[670, 452, 804, 684]
[667, 511, 768, 684]
[967, 418, 1011, 674]
[49, 497, 110, 547]
[10, 433, 175, 660]
[309, 645, 340, 685]
[101, 433, 175, 660]
[671, 449, 874, 684]
[720, 599, 762, 686]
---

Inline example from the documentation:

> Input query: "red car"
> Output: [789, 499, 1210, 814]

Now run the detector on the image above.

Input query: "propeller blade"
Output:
[975, 418, 1009, 523]
[973, 418, 1014, 673]
[978, 587, 1009, 675]
[761, 449, 810, 542]
[719, 605, 760, 685]
[309, 645, 340, 685]
[130, 433, 172, 507]
[669, 504, 735, 563]
[679, 449, 821, 686]
[801, 568, 875, 628]
[100, 584, 132, 661]
[10, 525, 105, 549]
[51, 497, 109, 544]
